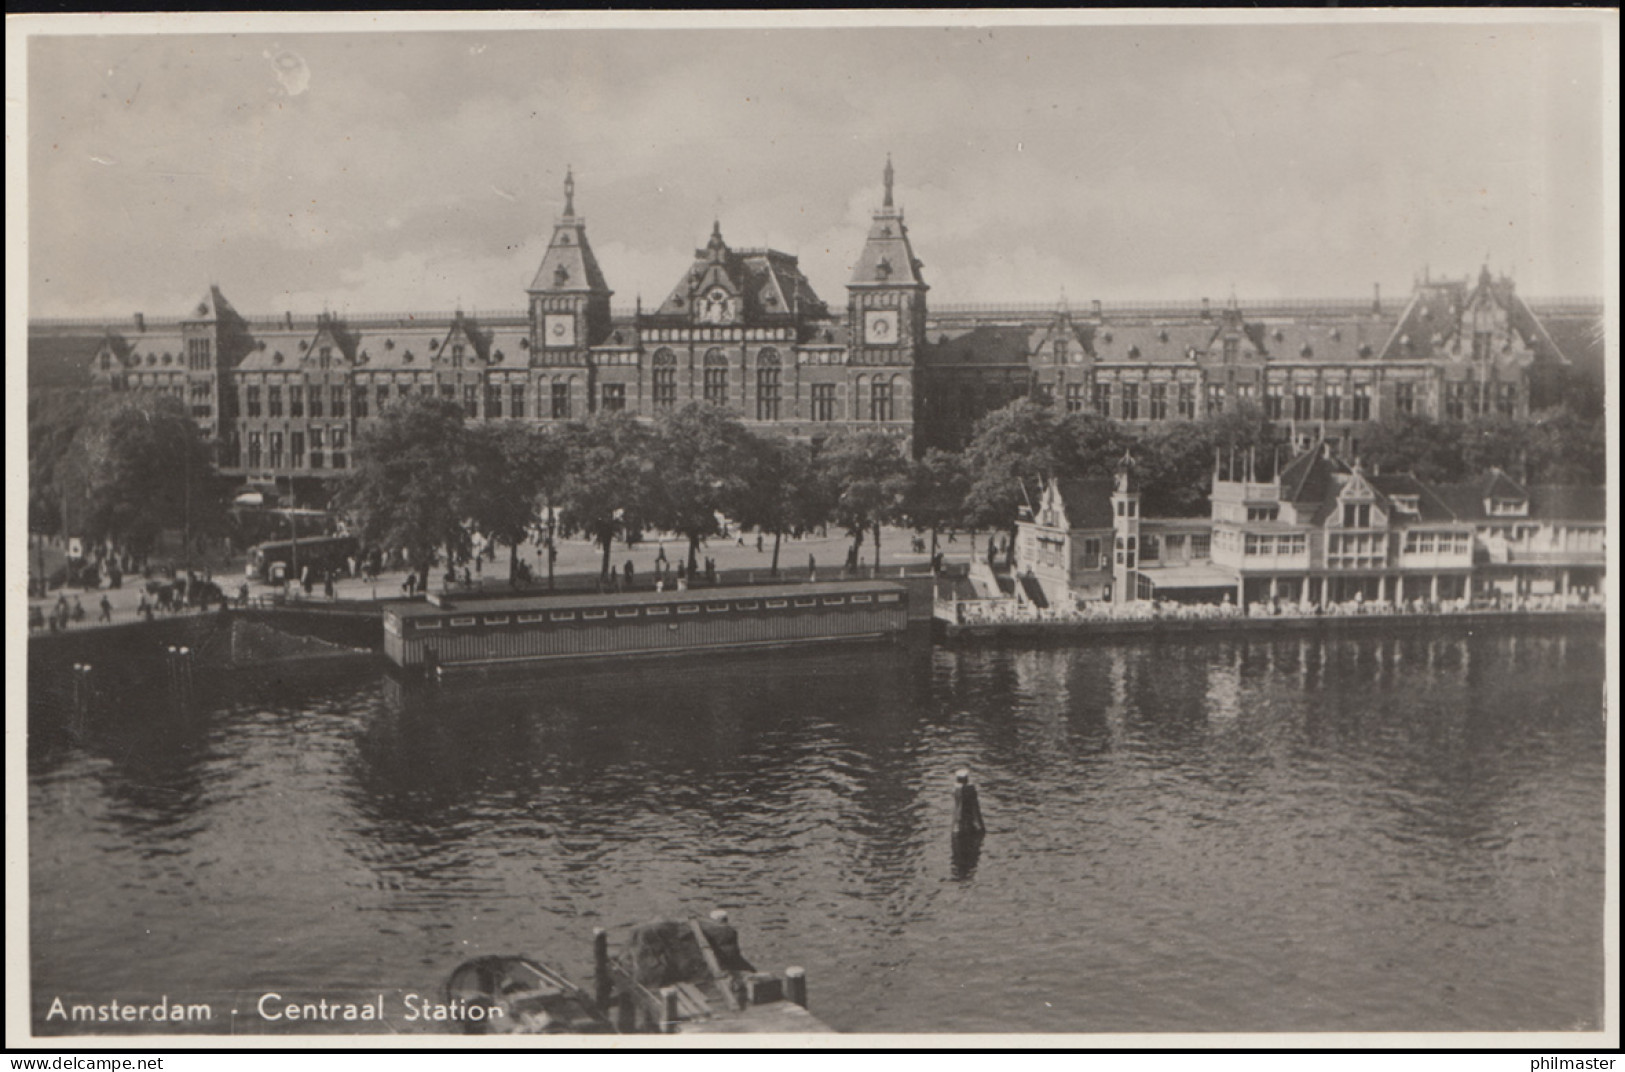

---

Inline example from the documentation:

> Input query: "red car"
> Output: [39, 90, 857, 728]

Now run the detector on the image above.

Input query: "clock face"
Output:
[544, 314, 576, 348]
[864, 309, 900, 346]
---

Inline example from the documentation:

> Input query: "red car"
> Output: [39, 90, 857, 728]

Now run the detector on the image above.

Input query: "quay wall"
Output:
[936, 608, 1606, 645]
[27, 607, 382, 685]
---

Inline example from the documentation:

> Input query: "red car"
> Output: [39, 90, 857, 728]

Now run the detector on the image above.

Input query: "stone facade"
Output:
[38, 161, 1589, 491]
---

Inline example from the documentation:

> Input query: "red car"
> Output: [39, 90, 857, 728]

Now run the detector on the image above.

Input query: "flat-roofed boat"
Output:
[383, 579, 908, 672]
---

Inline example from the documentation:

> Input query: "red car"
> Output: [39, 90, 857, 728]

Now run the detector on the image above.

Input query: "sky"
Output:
[19, 12, 1616, 321]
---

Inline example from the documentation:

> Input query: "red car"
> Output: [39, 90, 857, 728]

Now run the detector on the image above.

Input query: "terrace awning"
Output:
[1143, 564, 1238, 590]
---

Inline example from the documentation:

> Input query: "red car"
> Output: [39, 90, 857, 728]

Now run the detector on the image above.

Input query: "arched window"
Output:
[756, 348, 781, 420]
[703, 348, 728, 406]
[652, 348, 678, 410]
[871, 374, 894, 422]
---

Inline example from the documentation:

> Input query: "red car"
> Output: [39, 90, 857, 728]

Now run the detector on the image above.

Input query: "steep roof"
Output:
[849, 158, 927, 289]
[1369, 472, 1462, 523]
[1087, 322, 1210, 364]
[652, 223, 828, 323]
[1276, 445, 1350, 506]
[1258, 318, 1394, 364]
[527, 170, 611, 296]
[919, 324, 1032, 367]
[1054, 477, 1116, 530]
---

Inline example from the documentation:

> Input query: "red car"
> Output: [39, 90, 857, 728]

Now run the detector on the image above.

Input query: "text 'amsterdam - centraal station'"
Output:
[29, 160, 1603, 495]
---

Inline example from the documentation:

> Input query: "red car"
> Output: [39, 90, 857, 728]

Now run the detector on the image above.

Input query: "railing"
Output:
[939, 591, 1604, 627]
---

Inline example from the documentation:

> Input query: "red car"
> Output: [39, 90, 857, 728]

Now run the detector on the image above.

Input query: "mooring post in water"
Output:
[952, 768, 986, 840]
[592, 927, 612, 1014]
[784, 966, 807, 1009]
[660, 986, 680, 1033]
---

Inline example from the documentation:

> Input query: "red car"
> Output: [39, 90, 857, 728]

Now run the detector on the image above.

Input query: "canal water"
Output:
[28, 627, 1607, 1034]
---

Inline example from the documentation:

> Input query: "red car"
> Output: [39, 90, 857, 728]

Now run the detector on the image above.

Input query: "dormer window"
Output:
[429, 339, 439, 351]
[1300, 344, 1313, 358]
[1157, 330, 1169, 343]
[384, 339, 394, 350]
[559, 233, 570, 245]
[876, 257, 893, 279]
[1358, 343, 1373, 358]
[1127, 345, 1141, 360]
[1489, 498, 1525, 516]
[320, 345, 332, 364]
[554, 265, 570, 286]
[299, 340, 308, 351]
[1390, 495, 1419, 514]
[452, 343, 465, 363]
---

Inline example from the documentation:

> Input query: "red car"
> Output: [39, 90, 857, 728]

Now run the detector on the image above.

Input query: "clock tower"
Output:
[846, 156, 928, 439]
[527, 167, 613, 366]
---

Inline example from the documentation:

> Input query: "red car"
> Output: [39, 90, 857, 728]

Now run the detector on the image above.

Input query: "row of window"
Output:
[407, 589, 902, 631]
[1074, 532, 1213, 570]
[1402, 531, 1474, 556]
[242, 427, 349, 471]
[235, 374, 896, 424]
[1244, 533, 1308, 557]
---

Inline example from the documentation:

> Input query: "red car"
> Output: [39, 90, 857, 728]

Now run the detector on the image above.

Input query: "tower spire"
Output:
[883, 154, 894, 209]
[563, 166, 575, 216]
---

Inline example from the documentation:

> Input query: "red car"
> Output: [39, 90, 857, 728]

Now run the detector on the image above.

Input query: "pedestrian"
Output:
[756, 533, 764, 553]
[808, 553, 817, 582]
[238, 582, 249, 608]
[56, 592, 69, 620]
[139, 593, 153, 622]
[324, 572, 336, 600]
[99, 594, 112, 623]
[72, 596, 86, 623]
[676, 560, 686, 582]
[624, 559, 635, 586]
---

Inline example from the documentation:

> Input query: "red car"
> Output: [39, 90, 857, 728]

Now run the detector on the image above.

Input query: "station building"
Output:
[30, 159, 1598, 499]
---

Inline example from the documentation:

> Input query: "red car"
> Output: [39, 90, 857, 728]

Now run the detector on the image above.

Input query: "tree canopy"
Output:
[61, 393, 223, 556]
[338, 396, 476, 585]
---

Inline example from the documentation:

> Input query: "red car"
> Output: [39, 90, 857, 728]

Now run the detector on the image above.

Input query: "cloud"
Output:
[26, 21, 1608, 319]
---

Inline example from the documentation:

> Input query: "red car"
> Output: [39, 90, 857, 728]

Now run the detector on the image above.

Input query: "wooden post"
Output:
[660, 986, 680, 1033]
[592, 928, 611, 1014]
[784, 966, 807, 1009]
[952, 769, 986, 840]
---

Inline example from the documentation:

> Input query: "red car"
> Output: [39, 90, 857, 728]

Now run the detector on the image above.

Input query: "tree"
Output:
[903, 448, 969, 559]
[64, 393, 223, 559]
[960, 399, 1067, 536]
[338, 396, 474, 591]
[818, 430, 911, 569]
[1525, 406, 1605, 485]
[1056, 410, 1134, 479]
[463, 422, 549, 584]
[1360, 412, 1466, 483]
[646, 404, 755, 574]
[554, 412, 656, 582]
[959, 398, 1073, 565]
[1134, 419, 1220, 518]
[732, 434, 832, 577]
[28, 389, 92, 536]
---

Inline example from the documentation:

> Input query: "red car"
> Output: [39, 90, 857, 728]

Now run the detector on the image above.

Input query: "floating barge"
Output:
[383, 579, 908, 671]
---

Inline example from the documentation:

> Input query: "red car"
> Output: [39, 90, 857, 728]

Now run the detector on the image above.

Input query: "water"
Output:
[28, 627, 1607, 1034]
